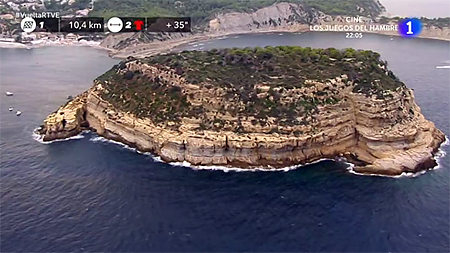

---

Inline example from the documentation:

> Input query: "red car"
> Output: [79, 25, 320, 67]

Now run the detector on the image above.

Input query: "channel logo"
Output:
[398, 18, 423, 37]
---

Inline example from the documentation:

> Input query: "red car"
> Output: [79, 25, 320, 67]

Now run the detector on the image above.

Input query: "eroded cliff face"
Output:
[38, 59, 446, 176]
[38, 92, 90, 141]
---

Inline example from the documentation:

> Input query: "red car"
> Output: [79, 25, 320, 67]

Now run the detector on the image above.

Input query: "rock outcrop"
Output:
[38, 47, 446, 176]
[38, 92, 90, 141]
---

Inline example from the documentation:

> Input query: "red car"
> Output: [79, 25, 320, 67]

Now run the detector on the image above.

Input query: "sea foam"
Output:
[86, 133, 449, 177]
[36, 129, 448, 178]
[32, 128, 87, 144]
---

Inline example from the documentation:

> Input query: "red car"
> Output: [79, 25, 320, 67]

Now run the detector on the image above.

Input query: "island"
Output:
[37, 46, 446, 175]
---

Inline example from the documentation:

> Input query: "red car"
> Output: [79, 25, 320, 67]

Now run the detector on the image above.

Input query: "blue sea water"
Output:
[1, 33, 450, 252]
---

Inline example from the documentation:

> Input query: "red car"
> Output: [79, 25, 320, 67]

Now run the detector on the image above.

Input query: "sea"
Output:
[1, 32, 449, 252]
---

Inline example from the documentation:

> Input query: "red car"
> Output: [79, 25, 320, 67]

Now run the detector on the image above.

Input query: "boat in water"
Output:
[8, 107, 13, 111]
[5, 92, 13, 96]
[16, 111, 22, 116]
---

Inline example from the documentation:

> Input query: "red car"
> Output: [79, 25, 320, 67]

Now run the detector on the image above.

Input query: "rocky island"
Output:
[38, 46, 446, 175]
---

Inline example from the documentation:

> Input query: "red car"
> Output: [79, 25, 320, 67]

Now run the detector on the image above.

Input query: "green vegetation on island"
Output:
[96, 46, 404, 130]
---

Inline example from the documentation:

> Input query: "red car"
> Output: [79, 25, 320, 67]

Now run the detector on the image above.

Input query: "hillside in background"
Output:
[89, 0, 385, 22]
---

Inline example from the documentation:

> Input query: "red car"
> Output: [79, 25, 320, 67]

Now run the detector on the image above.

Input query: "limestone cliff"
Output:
[38, 46, 446, 176]
[38, 92, 90, 141]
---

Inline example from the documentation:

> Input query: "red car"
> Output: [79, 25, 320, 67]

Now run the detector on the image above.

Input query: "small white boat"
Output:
[5, 92, 13, 96]
[436, 66, 450, 69]
[16, 111, 22, 116]
[390, 37, 394, 41]
[8, 107, 13, 111]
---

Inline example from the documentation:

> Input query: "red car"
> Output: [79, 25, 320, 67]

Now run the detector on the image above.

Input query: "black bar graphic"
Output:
[34, 18, 59, 32]
[60, 17, 104, 33]
[147, 17, 191, 32]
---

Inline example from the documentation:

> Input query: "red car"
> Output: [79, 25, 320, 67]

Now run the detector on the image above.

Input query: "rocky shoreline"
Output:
[37, 53, 446, 176]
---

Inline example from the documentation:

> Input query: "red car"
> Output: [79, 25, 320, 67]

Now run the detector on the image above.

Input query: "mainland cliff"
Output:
[100, 2, 450, 58]
[38, 46, 446, 176]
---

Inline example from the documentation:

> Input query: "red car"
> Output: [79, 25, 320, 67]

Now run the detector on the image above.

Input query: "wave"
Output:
[169, 158, 335, 173]
[32, 128, 88, 144]
[345, 164, 427, 178]
[48, 131, 446, 177]
[87, 134, 336, 172]
[89, 135, 159, 159]
[88, 132, 448, 178]
[435, 65, 450, 69]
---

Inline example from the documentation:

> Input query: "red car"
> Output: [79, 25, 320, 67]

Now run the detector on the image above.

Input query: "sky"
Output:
[378, 0, 450, 18]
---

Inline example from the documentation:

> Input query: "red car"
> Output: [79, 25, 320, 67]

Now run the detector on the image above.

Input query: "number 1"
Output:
[406, 21, 413, 34]
[39, 21, 44, 29]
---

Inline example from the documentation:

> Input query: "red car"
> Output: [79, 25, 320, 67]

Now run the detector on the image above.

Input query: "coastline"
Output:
[104, 29, 450, 59]
[0, 40, 113, 52]
[0, 41, 30, 49]
[2, 27, 449, 56]
[32, 127, 449, 178]
[107, 27, 450, 59]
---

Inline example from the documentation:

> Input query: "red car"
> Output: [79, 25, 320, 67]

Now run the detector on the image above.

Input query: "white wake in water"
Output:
[435, 59, 450, 69]
[87, 135, 332, 172]
[34, 129, 448, 178]
[89, 133, 449, 177]
[32, 128, 88, 144]
[169, 158, 332, 173]
[89, 136, 156, 157]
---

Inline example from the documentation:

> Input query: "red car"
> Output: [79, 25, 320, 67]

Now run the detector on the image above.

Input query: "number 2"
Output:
[406, 21, 413, 34]
[125, 21, 131, 29]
